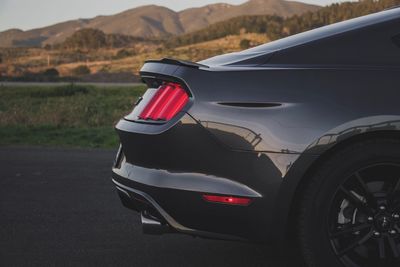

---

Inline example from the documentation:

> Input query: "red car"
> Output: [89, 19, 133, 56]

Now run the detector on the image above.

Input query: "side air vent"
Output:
[218, 102, 281, 108]
[392, 34, 400, 47]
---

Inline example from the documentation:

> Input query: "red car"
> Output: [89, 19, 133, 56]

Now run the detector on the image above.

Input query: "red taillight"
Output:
[202, 195, 252, 206]
[139, 82, 189, 121]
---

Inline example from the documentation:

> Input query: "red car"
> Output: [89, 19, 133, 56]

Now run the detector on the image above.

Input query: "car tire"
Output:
[297, 138, 400, 267]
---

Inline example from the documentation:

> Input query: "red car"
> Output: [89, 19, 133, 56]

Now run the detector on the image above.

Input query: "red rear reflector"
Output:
[139, 83, 189, 121]
[203, 195, 252, 206]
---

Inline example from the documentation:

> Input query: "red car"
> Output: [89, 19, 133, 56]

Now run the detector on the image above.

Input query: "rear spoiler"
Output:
[145, 58, 209, 69]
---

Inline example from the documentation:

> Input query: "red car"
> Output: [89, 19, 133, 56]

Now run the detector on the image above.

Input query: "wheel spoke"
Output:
[390, 178, 400, 200]
[339, 185, 373, 216]
[394, 178, 400, 192]
[337, 230, 373, 256]
[355, 172, 376, 208]
[330, 223, 371, 238]
[388, 236, 400, 258]
[378, 237, 386, 259]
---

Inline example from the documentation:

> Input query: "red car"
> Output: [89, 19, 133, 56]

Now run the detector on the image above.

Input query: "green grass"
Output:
[0, 84, 146, 148]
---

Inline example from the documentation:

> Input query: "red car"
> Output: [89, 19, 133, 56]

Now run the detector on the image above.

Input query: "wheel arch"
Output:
[283, 129, 400, 251]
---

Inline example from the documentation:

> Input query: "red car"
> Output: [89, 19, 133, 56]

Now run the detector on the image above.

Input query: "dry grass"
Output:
[0, 33, 269, 77]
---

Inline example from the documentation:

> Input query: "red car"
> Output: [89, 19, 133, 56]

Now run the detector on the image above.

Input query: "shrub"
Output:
[71, 65, 91, 76]
[29, 84, 89, 98]
[43, 68, 59, 77]
[43, 44, 52, 51]
[114, 49, 136, 59]
[240, 39, 251, 50]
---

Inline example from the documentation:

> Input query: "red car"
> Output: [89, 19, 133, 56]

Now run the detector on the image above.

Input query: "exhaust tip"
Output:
[141, 211, 172, 235]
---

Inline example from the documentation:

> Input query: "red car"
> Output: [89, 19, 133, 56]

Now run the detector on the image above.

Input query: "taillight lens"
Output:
[139, 82, 189, 121]
[202, 195, 252, 206]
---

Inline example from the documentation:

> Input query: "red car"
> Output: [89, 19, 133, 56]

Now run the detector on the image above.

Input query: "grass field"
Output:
[0, 84, 146, 148]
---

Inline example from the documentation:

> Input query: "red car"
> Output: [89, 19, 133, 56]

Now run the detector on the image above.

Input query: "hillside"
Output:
[169, 0, 400, 47]
[2, 0, 400, 81]
[0, 0, 319, 47]
[179, 0, 318, 32]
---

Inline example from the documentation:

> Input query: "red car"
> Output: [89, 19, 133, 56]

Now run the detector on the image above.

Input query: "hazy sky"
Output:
[0, 0, 354, 32]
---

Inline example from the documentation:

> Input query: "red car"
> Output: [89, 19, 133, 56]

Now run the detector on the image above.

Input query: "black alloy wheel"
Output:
[328, 163, 400, 267]
[298, 139, 400, 267]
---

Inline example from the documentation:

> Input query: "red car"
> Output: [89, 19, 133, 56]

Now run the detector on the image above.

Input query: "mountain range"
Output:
[0, 0, 320, 47]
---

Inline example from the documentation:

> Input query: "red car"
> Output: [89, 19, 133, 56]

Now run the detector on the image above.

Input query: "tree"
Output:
[63, 29, 106, 50]
[61, 28, 142, 50]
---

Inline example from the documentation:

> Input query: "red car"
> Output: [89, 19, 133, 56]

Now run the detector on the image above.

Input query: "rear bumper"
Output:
[112, 155, 263, 241]
[112, 113, 297, 242]
[112, 172, 249, 241]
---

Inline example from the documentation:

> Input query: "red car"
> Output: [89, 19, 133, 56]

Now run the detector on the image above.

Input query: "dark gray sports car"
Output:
[112, 8, 400, 267]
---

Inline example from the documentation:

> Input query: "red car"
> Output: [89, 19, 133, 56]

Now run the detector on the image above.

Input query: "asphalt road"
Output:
[0, 147, 288, 267]
[0, 82, 143, 87]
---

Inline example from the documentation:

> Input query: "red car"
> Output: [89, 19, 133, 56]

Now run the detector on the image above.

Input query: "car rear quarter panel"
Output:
[138, 62, 400, 243]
